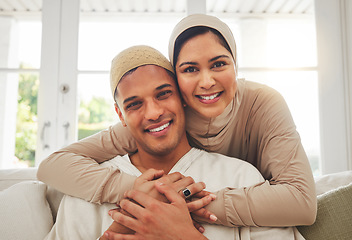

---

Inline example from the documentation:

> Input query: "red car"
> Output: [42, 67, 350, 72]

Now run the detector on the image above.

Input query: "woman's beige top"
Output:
[37, 79, 317, 227]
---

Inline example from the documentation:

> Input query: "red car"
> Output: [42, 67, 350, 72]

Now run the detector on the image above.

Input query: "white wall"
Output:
[315, 0, 352, 173]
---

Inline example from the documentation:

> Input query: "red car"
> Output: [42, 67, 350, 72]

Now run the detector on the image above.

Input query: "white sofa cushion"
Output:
[0, 181, 53, 240]
[314, 170, 352, 195]
[0, 167, 64, 220]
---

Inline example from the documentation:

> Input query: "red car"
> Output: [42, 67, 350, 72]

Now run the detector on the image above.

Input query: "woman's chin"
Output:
[196, 107, 224, 119]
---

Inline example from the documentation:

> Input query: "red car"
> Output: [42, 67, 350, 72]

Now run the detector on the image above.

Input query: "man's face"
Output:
[115, 65, 186, 156]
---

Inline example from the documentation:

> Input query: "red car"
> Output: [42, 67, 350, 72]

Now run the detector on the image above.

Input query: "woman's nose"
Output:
[199, 71, 216, 89]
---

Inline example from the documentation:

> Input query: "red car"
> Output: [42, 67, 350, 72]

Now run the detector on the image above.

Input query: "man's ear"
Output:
[114, 103, 127, 127]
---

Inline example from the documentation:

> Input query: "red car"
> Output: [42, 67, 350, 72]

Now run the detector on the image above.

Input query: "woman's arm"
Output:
[204, 87, 317, 227]
[37, 123, 138, 203]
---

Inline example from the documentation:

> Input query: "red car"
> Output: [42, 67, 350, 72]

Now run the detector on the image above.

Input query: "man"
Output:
[45, 45, 302, 240]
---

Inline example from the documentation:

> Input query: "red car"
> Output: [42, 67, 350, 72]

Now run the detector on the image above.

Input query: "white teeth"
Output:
[149, 122, 170, 133]
[199, 93, 220, 100]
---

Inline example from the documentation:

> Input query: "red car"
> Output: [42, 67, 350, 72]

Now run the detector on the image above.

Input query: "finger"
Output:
[109, 209, 141, 233]
[192, 190, 212, 199]
[192, 207, 217, 222]
[154, 182, 184, 205]
[124, 190, 165, 213]
[137, 168, 164, 182]
[119, 198, 147, 220]
[175, 181, 207, 199]
[104, 231, 137, 240]
[157, 172, 184, 185]
[170, 176, 196, 193]
[186, 194, 215, 212]
[108, 207, 122, 216]
[192, 220, 205, 233]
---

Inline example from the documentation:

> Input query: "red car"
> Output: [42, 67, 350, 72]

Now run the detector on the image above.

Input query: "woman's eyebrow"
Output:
[178, 61, 197, 68]
[178, 55, 230, 68]
[209, 55, 230, 62]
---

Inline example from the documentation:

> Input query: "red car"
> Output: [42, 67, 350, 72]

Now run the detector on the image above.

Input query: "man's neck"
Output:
[130, 140, 192, 174]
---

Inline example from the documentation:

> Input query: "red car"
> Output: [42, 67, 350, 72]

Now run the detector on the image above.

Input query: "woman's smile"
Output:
[196, 91, 223, 104]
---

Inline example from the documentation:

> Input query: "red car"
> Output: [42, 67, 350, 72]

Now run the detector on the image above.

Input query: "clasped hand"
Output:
[101, 169, 217, 240]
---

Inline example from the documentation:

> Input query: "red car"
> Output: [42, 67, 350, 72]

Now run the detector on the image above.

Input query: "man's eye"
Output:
[126, 101, 142, 110]
[157, 90, 172, 99]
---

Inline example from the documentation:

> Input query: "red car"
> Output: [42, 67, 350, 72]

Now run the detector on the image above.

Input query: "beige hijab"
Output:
[168, 14, 238, 74]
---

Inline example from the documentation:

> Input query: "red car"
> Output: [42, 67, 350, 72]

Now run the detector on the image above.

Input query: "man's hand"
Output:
[132, 169, 210, 203]
[100, 168, 217, 239]
[133, 169, 217, 223]
[103, 182, 208, 240]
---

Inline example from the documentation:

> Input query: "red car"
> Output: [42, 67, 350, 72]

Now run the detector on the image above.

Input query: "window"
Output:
[225, 17, 321, 175]
[2, 0, 351, 174]
[0, 16, 42, 168]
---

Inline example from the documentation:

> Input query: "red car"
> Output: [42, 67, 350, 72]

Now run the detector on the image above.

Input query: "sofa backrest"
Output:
[0, 167, 64, 220]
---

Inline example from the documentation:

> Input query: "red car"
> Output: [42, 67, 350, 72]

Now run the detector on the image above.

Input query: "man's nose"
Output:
[144, 99, 163, 121]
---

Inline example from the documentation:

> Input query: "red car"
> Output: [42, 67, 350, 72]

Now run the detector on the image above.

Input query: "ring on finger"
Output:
[182, 188, 192, 199]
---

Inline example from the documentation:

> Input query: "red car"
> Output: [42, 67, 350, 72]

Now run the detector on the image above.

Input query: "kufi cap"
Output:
[168, 14, 237, 73]
[110, 45, 175, 98]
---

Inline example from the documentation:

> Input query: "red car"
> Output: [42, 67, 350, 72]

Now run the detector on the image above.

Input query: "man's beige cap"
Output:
[110, 45, 175, 98]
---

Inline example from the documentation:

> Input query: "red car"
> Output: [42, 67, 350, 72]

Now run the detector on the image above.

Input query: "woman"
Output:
[37, 14, 316, 227]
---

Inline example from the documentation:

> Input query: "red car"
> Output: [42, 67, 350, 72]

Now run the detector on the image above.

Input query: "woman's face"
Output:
[175, 31, 237, 118]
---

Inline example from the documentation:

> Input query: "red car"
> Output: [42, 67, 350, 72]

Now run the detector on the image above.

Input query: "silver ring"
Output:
[182, 188, 192, 199]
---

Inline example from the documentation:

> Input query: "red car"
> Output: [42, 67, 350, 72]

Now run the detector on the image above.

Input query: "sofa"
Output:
[0, 168, 351, 240]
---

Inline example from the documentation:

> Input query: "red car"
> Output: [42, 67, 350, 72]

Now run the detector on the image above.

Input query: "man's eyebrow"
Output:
[209, 55, 230, 62]
[122, 84, 172, 104]
[156, 83, 172, 90]
[123, 96, 137, 104]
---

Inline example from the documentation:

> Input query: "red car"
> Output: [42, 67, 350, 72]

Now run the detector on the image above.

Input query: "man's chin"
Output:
[143, 143, 177, 156]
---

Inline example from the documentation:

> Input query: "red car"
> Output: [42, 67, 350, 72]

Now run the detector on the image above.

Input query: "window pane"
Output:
[266, 18, 317, 68]
[18, 21, 42, 69]
[78, 19, 179, 71]
[77, 74, 119, 139]
[16, 72, 39, 167]
[0, 15, 41, 169]
[0, 18, 41, 69]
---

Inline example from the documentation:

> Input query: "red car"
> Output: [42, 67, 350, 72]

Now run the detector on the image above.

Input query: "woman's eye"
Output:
[126, 101, 142, 110]
[157, 90, 172, 99]
[212, 61, 225, 68]
[184, 66, 197, 73]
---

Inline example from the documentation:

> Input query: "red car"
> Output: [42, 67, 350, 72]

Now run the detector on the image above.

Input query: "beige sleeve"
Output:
[206, 88, 317, 227]
[37, 123, 137, 204]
